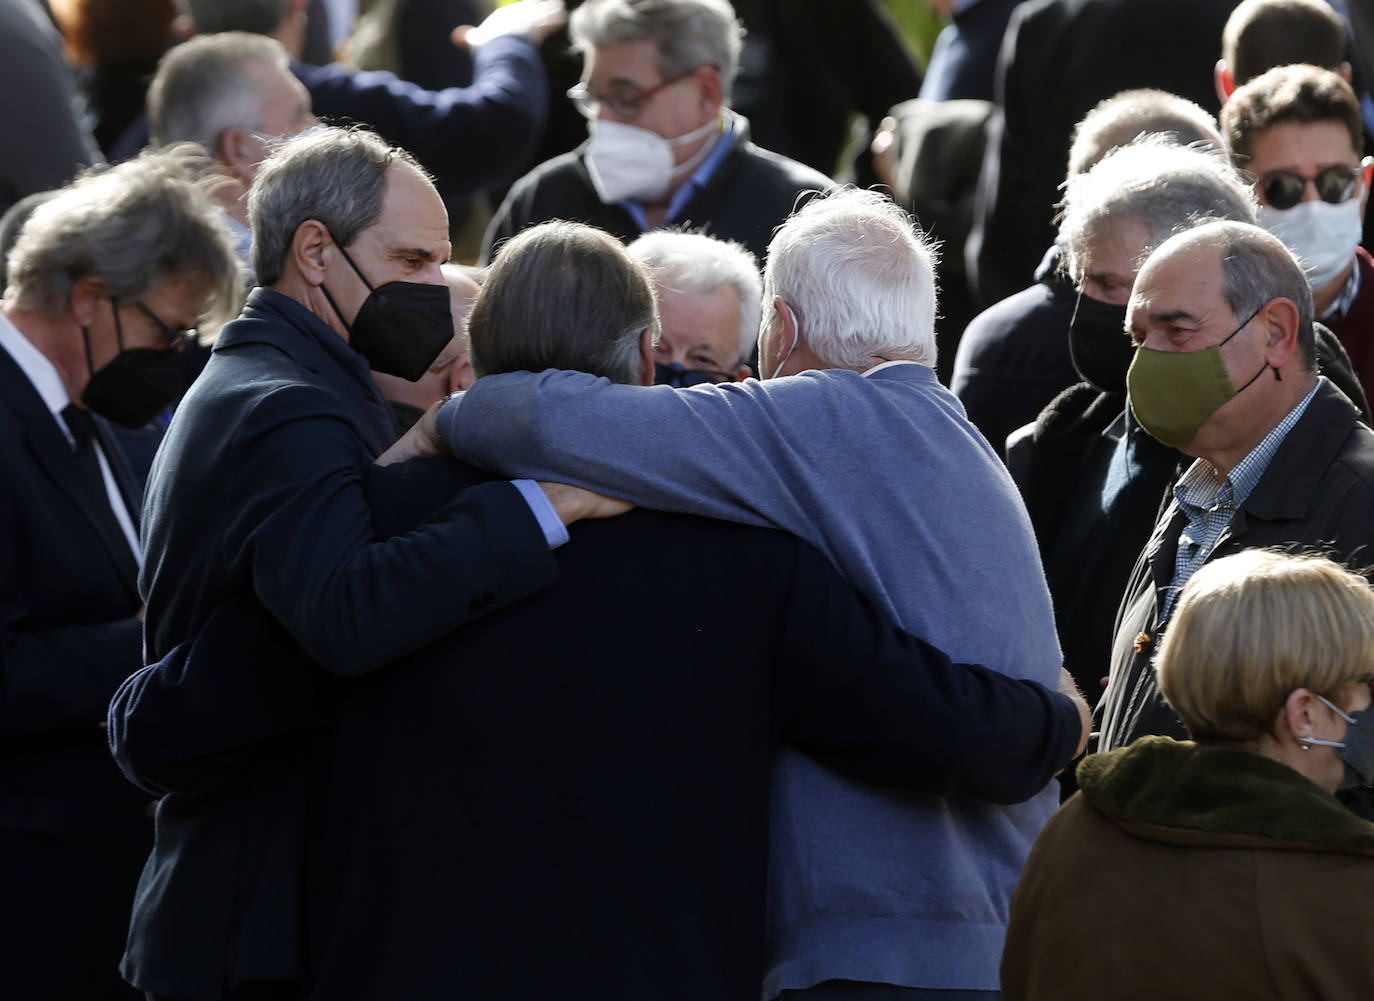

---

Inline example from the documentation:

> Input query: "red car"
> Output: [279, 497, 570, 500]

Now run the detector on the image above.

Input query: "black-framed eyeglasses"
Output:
[567, 67, 700, 120]
[654, 361, 733, 388]
[1259, 165, 1362, 211]
[133, 300, 196, 349]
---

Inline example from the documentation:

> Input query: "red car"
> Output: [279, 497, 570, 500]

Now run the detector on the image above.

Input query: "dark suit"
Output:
[302, 457, 1082, 1000]
[125, 288, 562, 1000]
[0, 336, 147, 999]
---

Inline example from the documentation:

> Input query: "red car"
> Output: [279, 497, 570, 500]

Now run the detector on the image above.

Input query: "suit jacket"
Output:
[125, 287, 561, 1000]
[0, 341, 147, 999]
[966, 0, 1236, 307]
[1099, 379, 1374, 751]
[305, 456, 1081, 1000]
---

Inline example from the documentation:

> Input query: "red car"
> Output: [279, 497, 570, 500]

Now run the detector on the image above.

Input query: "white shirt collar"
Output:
[0, 305, 72, 419]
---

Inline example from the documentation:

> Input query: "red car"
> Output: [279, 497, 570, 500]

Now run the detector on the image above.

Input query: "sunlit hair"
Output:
[1221, 64, 1364, 165]
[248, 126, 426, 287]
[628, 229, 760, 363]
[1157, 549, 1374, 743]
[1067, 88, 1223, 179]
[149, 32, 290, 150]
[570, 0, 743, 98]
[764, 186, 938, 370]
[1060, 137, 1257, 289]
[471, 221, 657, 384]
[8, 147, 243, 337]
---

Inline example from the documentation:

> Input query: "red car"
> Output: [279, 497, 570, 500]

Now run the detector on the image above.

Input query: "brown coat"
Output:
[1002, 737, 1374, 1000]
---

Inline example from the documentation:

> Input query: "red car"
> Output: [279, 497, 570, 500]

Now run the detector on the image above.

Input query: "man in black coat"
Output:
[114, 220, 1089, 1001]
[0, 151, 242, 999]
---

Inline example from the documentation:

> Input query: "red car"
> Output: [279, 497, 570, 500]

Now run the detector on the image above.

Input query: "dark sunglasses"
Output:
[654, 361, 733, 388]
[1259, 165, 1362, 211]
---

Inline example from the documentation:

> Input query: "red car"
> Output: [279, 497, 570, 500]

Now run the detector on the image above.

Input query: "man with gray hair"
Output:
[1099, 220, 1374, 770]
[147, 32, 317, 265]
[387, 185, 1087, 1000]
[0, 149, 240, 1000]
[482, 0, 832, 264]
[628, 229, 759, 384]
[127, 126, 621, 1001]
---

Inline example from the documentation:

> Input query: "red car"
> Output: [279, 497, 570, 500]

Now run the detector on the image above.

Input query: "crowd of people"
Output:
[2, 0, 1374, 999]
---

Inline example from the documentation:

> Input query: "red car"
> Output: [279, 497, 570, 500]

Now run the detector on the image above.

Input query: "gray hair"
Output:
[1061, 137, 1259, 287]
[178, 0, 292, 35]
[1211, 221, 1316, 371]
[7, 149, 243, 334]
[469, 221, 657, 384]
[628, 230, 760, 363]
[570, 0, 744, 98]
[764, 187, 939, 369]
[248, 126, 425, 287]
[1067, 88, 1224, 178]
[149, 33, 290, 150]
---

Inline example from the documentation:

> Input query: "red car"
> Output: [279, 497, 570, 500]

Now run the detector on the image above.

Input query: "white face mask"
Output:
[584, 117, 721, 205]
[1259, 198, 1363, 290]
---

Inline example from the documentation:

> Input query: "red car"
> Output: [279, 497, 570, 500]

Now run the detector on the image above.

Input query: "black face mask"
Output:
[80, 299, 186, 429]
[319, 237, 453, 382]
[1068, 293, 1133, 393]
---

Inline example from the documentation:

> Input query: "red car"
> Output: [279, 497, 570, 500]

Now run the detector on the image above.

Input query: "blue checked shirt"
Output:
[1159, 382, 1321, 623]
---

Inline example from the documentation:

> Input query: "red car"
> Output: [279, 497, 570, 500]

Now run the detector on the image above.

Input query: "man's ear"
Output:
[695, 65, 725, 120]
[637, 326, 656, 386]
[734, 362, 752, 382]
[1259, 296, 1301, 369]
[217, 127, 259, 183]
[69, 275, 108, 328]
[1339, 61, 1353, 85]
[1214, 59, 1235, 105]
[291, 219, 332, 287]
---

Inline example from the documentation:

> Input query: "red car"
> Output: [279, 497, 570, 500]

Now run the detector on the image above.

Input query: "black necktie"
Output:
[61, 404, 139, 584]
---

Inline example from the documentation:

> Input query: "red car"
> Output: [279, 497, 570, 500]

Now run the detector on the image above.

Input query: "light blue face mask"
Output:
[1303, 690, 1374, 788]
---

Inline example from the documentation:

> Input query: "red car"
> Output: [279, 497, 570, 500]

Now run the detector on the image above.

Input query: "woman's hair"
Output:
[1156, 549, 1374, 742]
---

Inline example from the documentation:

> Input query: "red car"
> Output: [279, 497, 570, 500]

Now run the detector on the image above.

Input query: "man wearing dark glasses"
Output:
[1223, 64, 1374, 399]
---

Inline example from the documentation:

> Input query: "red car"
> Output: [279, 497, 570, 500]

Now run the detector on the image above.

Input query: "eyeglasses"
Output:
[133, 300, 196, 349]
[567, 68, 699, 119]
[653, 361, 734, 388]
[1258, 165, 1362, 211]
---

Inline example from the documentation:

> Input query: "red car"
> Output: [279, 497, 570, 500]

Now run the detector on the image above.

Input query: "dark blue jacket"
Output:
[0, 339, 148, 999]
[121, 287, 560, 1000]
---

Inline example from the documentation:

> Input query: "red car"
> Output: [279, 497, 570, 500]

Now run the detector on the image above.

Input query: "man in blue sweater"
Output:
[388, 186, 1074, 1000]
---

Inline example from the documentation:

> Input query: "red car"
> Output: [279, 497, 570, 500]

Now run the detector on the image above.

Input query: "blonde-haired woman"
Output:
[1002, 549, 1374, 1001]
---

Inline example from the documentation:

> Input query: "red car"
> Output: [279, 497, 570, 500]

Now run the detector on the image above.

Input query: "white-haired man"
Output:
[389, 186, 1083, 1001]
[482, 0, 832, 263]
[628, 229, 758, 384]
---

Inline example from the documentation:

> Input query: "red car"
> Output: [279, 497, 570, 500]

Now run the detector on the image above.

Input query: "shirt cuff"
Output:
[511, 479, 569, 549]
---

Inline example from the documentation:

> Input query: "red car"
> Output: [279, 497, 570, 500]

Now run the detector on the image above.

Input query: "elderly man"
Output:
[0, 151, 240, 999]
[482, 0, 832, 264]
[389, 186, 1074, 1000]
[951, 88, 1225, 448]
[1221, 65, 1374, 398]
[1098, 220, 1374, 753]
[128, 127, 617, 1001]
[627, 229, 758, 384]
[147, 33, 317, 265]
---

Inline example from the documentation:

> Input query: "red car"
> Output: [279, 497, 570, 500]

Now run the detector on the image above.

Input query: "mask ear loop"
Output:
[769, 301, 800, 380]
[318, 234, 374, 336]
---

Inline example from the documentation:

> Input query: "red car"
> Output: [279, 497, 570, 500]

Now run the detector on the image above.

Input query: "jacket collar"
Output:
[1078, 736, 1374, 856]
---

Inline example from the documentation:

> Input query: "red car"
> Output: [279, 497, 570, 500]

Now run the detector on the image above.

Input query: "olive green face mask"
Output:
[1126, 307, 1270, 449]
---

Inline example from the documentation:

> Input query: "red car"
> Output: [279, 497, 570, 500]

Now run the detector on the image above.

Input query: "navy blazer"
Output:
[124, 288, 560, 1000]
[0, 341, 148, 999]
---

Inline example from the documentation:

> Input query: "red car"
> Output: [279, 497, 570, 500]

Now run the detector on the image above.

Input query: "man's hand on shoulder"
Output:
[377, 398, 450, 467]
[453, 0, 568, 50]
[540, 481, 634, 526]
[1056, 666, 1093, 766]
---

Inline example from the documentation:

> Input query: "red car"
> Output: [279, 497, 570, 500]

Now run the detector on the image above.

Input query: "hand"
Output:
[1056, 667, 1093, 764]
[871, 115, 900, 197]
[453, 0, 568, 50]
[539, 481, 634, 525]
[376, 398, 449, 466]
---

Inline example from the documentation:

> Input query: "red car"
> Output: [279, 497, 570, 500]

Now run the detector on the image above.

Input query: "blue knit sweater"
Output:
[440, 361, 1063, 993]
